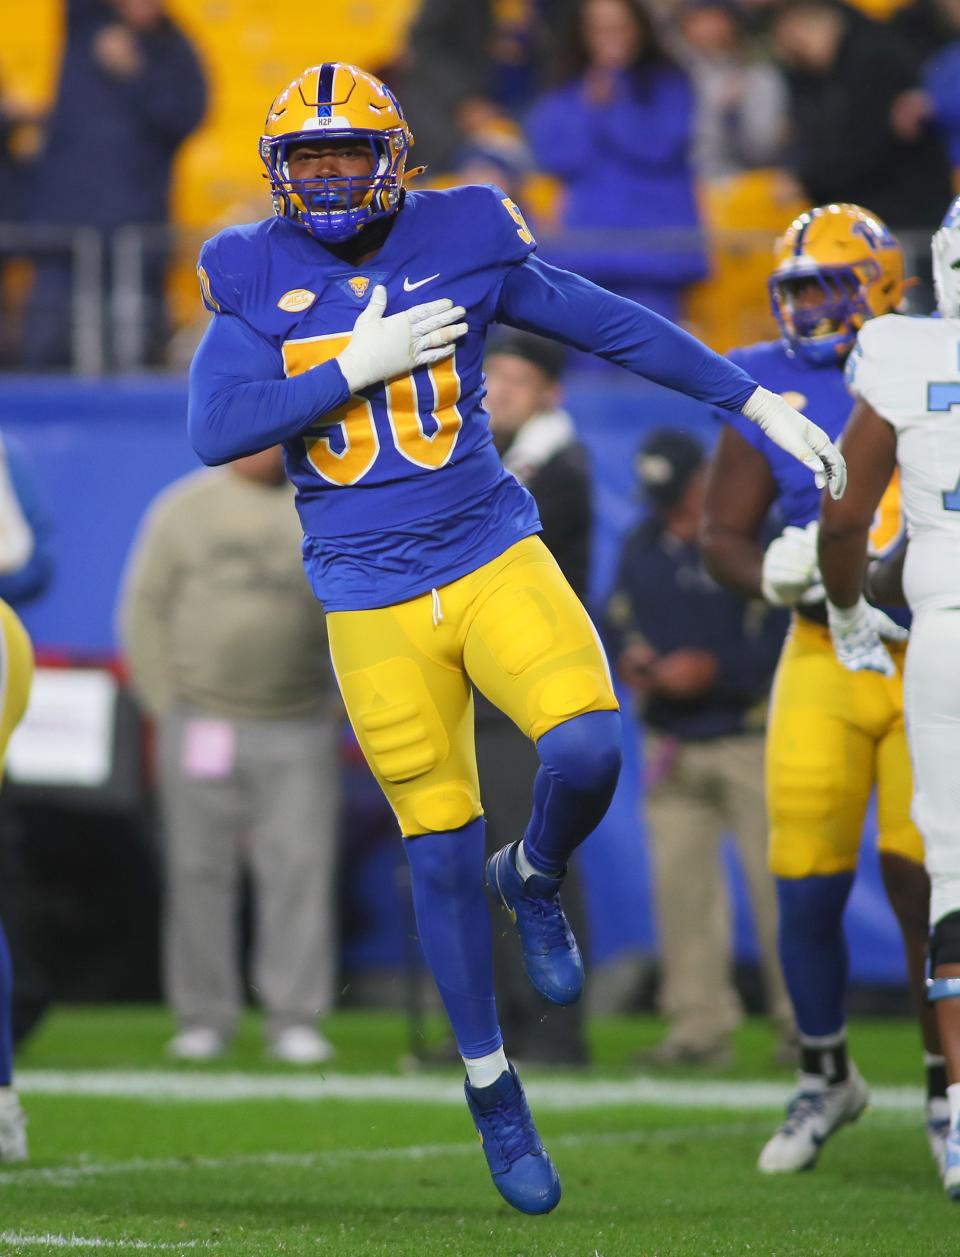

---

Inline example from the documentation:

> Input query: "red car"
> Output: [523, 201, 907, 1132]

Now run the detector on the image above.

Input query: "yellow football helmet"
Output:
[769, 204, 904, 364]
[260, 63, 413, 243]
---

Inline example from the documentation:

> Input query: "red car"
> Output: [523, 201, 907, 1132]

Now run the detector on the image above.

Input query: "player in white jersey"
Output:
[818, 194, 960, 1200]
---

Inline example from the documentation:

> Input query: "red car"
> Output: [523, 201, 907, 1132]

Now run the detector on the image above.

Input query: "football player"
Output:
[0, 599, 35, 1162]
[700, 204, 946, 1177]
[188, 63, 845, 1215]
[819, 196, 960, 1200]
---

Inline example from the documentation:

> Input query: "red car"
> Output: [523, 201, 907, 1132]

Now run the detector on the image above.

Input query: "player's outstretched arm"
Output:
[496, 256, 845, 497]
[188, 288, 467, 465]
[819, 398, 905, 675]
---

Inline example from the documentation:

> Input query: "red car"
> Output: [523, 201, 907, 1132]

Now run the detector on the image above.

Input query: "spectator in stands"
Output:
[677, 0, 789, 179]
[771, 0, 953, 230]
[120, 448, 340, 1065]
[604, 429, 793, 1067]
[895, 0, 960, 175]
[525, 0, 707, 323]
[23, 0, 206, 369]
[478, 331, 593, 1067]
[393, 0, 578, 173]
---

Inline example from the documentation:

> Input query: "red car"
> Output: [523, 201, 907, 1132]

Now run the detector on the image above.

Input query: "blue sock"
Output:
[777, 873, 854, 1038]
[522, 710, 622, 878]
[0, 916, 12, 1086]
[403, 818, 502, 1059]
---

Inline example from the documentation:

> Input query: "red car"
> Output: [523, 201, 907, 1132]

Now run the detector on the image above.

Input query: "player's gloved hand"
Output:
[336, 284, 468, 393]
[761, 521, 825, 606]
[826, 597, 909, 677]
[741, 386, 847, 500]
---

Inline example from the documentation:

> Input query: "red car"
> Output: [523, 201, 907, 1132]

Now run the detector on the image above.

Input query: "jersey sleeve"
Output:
[496, 255, 757, 411]
[846, 317, 901, 425]
[722, 348, 772, 454]
[484, 183, 537, 266]
[196, 234, 242, 316]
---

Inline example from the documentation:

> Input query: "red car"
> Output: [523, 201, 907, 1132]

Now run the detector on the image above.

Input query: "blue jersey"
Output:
[189, 183, 758, 610]
[726, 340, 906, 622]
[725, 341, 852, 530]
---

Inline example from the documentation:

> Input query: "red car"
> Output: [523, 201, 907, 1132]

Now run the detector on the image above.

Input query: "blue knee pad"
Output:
[523, 710, 623, 877]
[777, 873, 854, 1038]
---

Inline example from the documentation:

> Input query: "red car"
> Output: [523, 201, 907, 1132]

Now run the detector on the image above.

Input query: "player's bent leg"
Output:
[761, 621, 876, 1173]
[926, 911, 960, 1200]
[486, 710, 621, 1005]
[463, 539, 621, 1007]
[904, 608, 960, 1196]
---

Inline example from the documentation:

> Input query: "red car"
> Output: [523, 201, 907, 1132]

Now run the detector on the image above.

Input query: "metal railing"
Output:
[0, 222, 938, 376]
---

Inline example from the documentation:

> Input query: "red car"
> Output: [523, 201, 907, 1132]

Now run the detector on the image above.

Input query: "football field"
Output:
[1, 1007, 957, 1256]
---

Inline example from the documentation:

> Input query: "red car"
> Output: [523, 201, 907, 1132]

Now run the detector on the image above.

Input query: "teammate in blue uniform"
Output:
[188, 62, 845, 1214]
[701, 204, 945, 1177]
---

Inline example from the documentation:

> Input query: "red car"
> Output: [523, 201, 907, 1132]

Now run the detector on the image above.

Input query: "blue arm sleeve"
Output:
[187, 312, 351, 465]
[496, 255, 757, 412]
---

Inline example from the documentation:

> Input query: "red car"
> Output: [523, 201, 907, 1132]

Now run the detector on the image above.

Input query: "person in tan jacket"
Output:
[119, 447, 340, 1064]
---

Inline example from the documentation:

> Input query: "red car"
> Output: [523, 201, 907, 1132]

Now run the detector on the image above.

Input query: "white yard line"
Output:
[0, 1234, 214, 1251]
[14, 1068, 926, 1113]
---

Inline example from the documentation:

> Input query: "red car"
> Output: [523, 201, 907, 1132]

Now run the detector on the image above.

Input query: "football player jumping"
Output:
[188, 63, 844, 1214]
[819, 196, 960, 1201]
[701, 205, 946, 1178]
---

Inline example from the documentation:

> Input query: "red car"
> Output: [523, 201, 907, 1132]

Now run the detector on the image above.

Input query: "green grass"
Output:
[1, 1007, 956, 1256]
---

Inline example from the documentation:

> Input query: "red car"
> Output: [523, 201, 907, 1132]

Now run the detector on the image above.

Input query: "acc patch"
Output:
[347, 276, 371, 300]
[277, 288, 317, 313]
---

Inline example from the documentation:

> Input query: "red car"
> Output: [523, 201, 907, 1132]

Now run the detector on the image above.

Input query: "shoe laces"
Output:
[780, 1089, 828, 1136]
[523, 892, 571, 951]
[483, 1089, 540, 1165]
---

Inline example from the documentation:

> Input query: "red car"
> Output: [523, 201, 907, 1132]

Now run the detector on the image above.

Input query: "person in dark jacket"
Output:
[23, 0, 206, 368]
[771, 0, 953, 231]
[604, 429, 794, 1066]
[477, 331, 593, 1066]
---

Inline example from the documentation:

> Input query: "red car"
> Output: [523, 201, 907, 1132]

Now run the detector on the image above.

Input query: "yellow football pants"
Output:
[766, 615, 922, 878]
[326, 536, 619, 836]
[0, 599, 33, 780]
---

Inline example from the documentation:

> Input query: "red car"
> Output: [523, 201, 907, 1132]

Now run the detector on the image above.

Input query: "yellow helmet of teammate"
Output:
[769, 203, 904, 364]
[260, 63, 413, 243]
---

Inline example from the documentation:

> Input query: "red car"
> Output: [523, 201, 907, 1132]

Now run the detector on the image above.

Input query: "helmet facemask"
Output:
[770, 263, 878, 364]
[261, 128, 408, 243]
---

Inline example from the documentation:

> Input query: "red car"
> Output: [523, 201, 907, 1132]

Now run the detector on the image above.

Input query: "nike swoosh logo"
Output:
[403, 273, 440, 292]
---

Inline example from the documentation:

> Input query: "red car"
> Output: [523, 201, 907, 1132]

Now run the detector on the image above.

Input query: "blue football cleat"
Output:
[486, 842, 583, 1005]
[945, 1118, 960, 1201]
[465, 1064, 561, 1214]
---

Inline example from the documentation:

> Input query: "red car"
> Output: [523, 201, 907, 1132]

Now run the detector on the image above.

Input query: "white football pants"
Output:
[903, 607, 960, 925]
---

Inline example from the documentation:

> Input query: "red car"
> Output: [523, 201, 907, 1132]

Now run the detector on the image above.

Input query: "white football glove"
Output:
[761, 521, 824, 606]
[336, 285, 468, 394]
[742, 386, 847, 500]
[827, 597, 909, 677]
